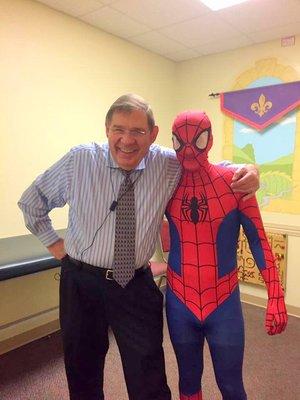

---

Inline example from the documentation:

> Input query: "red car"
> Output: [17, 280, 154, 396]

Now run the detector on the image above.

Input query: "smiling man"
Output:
[18, 93, 259, 400]
[106, 108, 158, 171]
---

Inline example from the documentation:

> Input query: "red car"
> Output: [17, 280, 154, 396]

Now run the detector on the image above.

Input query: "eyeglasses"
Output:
[109, 127, 149, 137]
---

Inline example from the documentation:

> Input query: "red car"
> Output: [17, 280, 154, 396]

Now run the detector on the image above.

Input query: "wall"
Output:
[0, 0, 176, 240]
[175, 36, 300, 311]
[174, 35, 300, 163]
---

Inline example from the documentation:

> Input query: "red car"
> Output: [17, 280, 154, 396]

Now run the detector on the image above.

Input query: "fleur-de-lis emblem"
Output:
[251, 94, 272, 117]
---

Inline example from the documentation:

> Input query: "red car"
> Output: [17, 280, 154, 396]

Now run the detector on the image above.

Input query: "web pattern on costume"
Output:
[166, 113, 286, 324]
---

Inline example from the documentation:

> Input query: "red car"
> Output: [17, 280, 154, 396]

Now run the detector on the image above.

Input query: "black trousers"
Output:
[59, 257, 171, 400]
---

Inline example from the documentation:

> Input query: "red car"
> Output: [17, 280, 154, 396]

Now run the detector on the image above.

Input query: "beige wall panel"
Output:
[0, 268, 60, 327]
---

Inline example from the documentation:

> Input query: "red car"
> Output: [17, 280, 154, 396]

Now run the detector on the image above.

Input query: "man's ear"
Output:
[105, 125, 109, 138]
[150, 126, 159, 143]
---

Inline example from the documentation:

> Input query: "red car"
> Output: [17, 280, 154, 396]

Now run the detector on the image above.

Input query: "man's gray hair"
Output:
[105, 93, 155, 130]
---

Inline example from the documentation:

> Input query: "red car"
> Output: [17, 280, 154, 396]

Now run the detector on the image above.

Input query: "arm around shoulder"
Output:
[230, 164, 260, 200]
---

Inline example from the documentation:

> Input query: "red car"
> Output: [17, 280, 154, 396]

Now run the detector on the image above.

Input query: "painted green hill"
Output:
[232, 144, 256, 164]
[259, 153, 293, 175]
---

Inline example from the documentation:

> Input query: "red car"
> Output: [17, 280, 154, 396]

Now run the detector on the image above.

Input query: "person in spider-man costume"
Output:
[165, 110, 288, 400]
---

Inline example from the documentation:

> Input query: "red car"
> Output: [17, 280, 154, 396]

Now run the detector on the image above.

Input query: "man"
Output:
[18, 94, 259, 400]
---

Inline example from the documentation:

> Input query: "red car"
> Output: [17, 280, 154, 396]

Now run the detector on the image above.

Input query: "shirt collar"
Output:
[105, 146, 146, 172]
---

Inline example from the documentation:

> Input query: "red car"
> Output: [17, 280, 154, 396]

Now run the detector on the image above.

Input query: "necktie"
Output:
[113, 171, 136, 287]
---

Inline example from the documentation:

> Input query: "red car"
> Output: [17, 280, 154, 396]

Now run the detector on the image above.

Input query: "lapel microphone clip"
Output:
[110, 200, 118, 211]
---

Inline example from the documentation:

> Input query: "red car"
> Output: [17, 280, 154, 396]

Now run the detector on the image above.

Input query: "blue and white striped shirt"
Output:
[18, 142, 181, 268]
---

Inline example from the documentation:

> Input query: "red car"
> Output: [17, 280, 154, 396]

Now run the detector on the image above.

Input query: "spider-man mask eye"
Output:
[193, 128, 211, 151]
[172, 133, 184, 152]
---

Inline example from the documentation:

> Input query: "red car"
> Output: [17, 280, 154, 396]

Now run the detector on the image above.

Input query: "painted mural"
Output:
[223, 59, 300, 215]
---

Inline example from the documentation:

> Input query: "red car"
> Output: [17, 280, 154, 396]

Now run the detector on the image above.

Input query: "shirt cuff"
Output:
[37, 229, 61, 247]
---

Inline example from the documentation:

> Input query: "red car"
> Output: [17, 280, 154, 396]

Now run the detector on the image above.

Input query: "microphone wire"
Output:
[79, 168, 142, 261]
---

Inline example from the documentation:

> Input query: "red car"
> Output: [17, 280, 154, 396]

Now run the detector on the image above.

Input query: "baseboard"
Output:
[0, 319, 60, 355]
[264, 222, 300, 237]
[240, 293, 300, 318]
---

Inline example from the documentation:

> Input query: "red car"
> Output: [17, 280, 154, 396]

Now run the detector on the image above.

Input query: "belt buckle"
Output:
[105, 269, 114, 280]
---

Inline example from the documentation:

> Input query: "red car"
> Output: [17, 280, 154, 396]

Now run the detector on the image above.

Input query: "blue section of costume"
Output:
[165, 210, 182, 275]
[216, 209, 266, 278]
[166, 286, 247, 400]
[240, 211, 266, 270]
[166, 287, 204, 396]
[216, 209, 241, 278]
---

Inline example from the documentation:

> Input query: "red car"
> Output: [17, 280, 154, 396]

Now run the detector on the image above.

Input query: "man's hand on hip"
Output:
[47, 238, 66, 260]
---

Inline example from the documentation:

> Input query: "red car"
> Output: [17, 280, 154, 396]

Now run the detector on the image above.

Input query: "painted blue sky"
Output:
[233, 77, 297, 165]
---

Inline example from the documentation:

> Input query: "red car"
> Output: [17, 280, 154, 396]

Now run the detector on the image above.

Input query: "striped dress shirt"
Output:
[18, 142, 181, 269]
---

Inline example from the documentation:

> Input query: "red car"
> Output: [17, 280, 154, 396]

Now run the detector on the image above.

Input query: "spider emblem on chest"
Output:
[181, 193, 208, 224]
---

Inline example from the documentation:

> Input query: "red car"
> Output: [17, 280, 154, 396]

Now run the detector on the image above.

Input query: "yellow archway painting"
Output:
[223, 58, 300, 214]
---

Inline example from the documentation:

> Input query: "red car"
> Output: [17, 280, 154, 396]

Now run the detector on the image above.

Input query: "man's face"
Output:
[106, 110, 158, 171]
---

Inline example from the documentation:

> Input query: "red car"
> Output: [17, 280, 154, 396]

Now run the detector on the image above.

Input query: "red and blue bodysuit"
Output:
[165, 111, 287, 400]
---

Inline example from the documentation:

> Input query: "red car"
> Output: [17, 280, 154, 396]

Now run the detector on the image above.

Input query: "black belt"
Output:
[67, 256, 149, 281]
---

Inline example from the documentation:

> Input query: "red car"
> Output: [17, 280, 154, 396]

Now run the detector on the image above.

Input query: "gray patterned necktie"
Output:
[113, 171, 136, 287]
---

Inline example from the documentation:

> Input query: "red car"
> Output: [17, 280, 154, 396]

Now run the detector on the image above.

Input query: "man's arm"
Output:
[219, 162, 259, 200]
[239, 196, 287, 335]
[18, 151, 73, 259]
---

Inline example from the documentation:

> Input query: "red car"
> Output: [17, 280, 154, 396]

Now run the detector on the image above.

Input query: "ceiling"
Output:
[36, 0, 300, 62]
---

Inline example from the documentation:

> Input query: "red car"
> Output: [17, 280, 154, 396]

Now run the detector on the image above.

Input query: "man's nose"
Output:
[121, 131, 136, 144]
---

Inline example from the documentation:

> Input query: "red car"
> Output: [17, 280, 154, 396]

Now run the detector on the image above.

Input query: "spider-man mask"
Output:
[172, 110, 212, 172]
